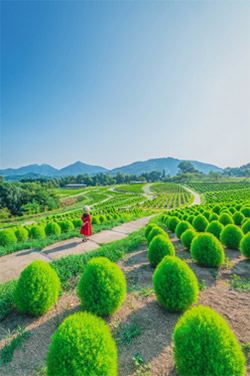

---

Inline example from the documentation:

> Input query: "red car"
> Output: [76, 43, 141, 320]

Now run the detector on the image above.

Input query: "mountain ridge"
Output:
[0, 157, 224, 178]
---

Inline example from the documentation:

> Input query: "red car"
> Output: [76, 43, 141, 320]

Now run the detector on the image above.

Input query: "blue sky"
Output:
[1, 0, 249, 170]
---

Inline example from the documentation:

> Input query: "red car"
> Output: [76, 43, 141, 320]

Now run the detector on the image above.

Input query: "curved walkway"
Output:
[142, 183, 155, 200]
[182, 185, 201, 206]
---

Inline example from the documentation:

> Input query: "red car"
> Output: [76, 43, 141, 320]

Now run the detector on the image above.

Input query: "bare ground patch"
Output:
[1, 232, 250, 376]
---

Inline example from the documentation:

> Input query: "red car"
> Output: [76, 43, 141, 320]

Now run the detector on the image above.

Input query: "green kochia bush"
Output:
[209, 213, 219, 222]
[219, 213, 233, 226]
[220, 224, 243, 250]
[77, 257, 126, 316]
[91, 216, 100, 225]
[242, 219, 250, 235]
[180, 229, 196, 249]
[205, 220, 224, 239]
[47, 312, 118, 376]
[232, 212, 244, 226]
[145, 223, 157, 239]
[241, 206, 250, 218]
[173, 305, 246, 376]
[15, 227, 29, 242]
[45, 222, 61, 236]
[0, 229, 17, 247]
[29, 225, 46, 239]
[191, 233, 224, 267]
[240, 232, 250, 259]
[192, 215, 209, 232]
[72, 219, 82, 228]
[147, 226, 168, 244]
[58, 220, 74, 232]
[153, 256, 199, 312]
[148, 235, 175, 267]
[175, 221, 192, 239]
[14, 260, 60, 316]
[167, 216, 180, 232]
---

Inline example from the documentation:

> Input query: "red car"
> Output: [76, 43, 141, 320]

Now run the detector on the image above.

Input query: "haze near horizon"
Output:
[1, 0, 250, 170]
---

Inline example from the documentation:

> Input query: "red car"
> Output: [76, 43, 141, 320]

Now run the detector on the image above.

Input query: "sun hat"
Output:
[83, 206, 90, 213]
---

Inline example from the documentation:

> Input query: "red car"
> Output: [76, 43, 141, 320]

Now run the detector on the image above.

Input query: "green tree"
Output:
[178, 161, 198, 174]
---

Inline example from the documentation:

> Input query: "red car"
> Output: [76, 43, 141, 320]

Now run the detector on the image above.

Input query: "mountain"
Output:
[110, 157, 223, 177]
[0, 158, 225, 179]
[0, 161, 108, 178]
[56, 161, 108, 177]
[0, 164, 58, 177]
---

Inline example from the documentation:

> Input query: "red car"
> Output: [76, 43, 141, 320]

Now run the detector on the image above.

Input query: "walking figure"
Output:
[80, 206, 92, 242]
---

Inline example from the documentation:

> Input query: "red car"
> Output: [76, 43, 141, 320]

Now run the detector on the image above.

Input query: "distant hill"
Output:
[0, 164, 58, 177]
[0, 157, 226, 180]
[110, 157, 223, 177]
[55, 161, 108, 177]
[0, 161, 107, 178]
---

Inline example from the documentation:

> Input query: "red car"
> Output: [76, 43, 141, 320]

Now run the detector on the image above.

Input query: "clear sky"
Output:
[1, 0, 249, 170]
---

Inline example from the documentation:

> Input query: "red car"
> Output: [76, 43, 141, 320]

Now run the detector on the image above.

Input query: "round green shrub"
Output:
[220, 224, 243, 250]
[14, 260, 60, 316]
[212, 205, 221, 214]
[47, 311, 117, 376]
[240, 232, 250, 259]
[205, 220, 224, 239]
[187, 215, 194, 224]
[219, 213, 233, 226]
[72, 219, 82, 228]
[228, 207, 236, 214]
[153, 256, 199, 312]
[148, 235, 175, 267]
[175, 221, 192, 239]
[193, 215, 209, 232]
[147, 226, 168, 245]
[0, 229, 17, 247]
[99, 215, 106, 223]
[15, 227, 28, 242]
[77, 257, 126, 316]
[145, 223, 157, 239]
[209, 213, 219, 222]
[232, 212, 244, 226]
[29, 225, 46, 239]
[91, 216, 100, 225]
[202, 211, 210, 220]
[173, 305, 246, 376]
[180, 229, 196, 249]
[241, 206, 250, 218]
[45, 222, 61, 236]
[58, 220, 74, 232]
[242, 219, 250, 235]
[191, 233, 224, 267]
[167, 216, 180, 232]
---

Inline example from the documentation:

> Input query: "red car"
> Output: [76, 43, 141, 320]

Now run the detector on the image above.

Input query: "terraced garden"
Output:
[142, 183, 194, 209]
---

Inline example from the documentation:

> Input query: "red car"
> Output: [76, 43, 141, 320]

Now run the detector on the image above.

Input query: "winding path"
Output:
[181, 185, 201, 206]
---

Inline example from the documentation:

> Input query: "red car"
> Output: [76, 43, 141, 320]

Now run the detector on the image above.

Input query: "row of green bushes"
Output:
[142, 223, 246, 375]
[165, 215, 250, 259]
[0, 209, 146, 248]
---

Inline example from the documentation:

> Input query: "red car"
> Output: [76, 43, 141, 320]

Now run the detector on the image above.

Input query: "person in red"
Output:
[80, 206, 92, 242]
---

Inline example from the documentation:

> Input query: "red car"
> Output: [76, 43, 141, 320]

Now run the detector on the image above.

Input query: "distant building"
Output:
[64, 184, 87, 189]
[130, 181, 145, 184]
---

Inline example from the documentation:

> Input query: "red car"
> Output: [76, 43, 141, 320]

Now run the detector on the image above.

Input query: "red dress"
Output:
[80, 214, 92, 236]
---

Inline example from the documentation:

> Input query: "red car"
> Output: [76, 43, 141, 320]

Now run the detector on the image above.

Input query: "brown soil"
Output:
[1, 233, 250, 376]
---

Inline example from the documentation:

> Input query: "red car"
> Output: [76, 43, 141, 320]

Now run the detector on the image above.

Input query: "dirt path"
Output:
[142, 183, 156, 201]
[0, 215, 156, 283]
[181, 185, 201, 205]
